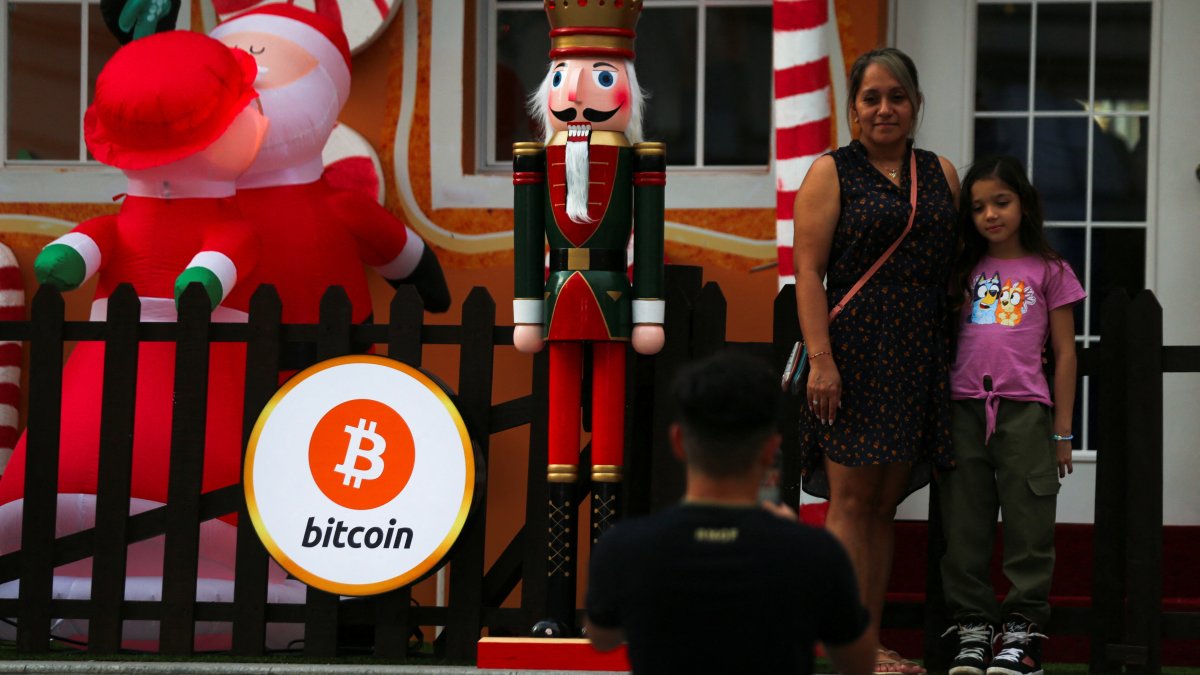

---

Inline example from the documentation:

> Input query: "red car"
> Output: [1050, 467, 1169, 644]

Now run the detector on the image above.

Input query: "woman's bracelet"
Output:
[1051, 433, 1074, 442]
[809, 350, 832, 360]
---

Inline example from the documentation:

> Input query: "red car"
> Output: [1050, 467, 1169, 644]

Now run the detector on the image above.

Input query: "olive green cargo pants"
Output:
[939, 399, 1060, 626]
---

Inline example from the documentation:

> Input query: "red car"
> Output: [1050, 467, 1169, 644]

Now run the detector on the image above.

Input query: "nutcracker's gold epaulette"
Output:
[633, 141, 666, 156]
[512, 141, 545, 156]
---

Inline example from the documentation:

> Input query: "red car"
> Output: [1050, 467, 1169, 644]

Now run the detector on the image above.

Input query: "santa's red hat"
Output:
[84, 30, 259, 170]
[211, 4, 351, 108]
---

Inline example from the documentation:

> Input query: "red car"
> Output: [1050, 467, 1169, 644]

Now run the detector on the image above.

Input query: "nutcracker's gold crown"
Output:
[545, 0, 643, 60]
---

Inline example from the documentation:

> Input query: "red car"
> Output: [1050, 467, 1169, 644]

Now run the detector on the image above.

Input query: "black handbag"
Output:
[781, 341, 810, 396]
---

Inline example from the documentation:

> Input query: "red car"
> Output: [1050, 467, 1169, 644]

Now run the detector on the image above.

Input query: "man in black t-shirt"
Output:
[585, 351, 874, 674]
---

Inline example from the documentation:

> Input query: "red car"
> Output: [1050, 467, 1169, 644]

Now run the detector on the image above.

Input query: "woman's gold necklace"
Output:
[871, 159, 900, 181]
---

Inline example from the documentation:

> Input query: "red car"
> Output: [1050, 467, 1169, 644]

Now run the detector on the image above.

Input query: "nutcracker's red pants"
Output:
[547, 341, 625, 470]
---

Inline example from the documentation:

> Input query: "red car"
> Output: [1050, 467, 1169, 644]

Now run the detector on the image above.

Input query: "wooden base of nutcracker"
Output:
[477, 637, 630, 671]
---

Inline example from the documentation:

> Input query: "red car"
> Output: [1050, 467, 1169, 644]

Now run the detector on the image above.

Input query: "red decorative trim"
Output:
[549, 46, 636, 60]
[633, 171, 666, 186]
[513, 171, 545, 185]
[549, 27, 636, 38]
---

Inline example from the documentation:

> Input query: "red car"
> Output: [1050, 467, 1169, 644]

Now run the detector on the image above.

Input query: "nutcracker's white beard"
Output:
[565, 138, 592, 224]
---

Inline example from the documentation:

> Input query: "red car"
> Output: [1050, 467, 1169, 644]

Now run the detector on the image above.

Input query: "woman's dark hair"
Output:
[846, 47, 922, 136]
[952, 155, 1062, 310]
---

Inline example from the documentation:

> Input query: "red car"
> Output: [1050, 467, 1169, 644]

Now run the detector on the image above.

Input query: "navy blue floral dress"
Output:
[800, 140, 957, 499]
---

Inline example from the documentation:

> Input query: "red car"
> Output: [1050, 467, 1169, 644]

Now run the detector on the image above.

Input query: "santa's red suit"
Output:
[0, 197, 258, 510]
[234, 181, 420, 325]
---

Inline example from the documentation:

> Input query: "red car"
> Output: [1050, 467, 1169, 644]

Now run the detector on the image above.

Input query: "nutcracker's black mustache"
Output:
[550, 105, 621, 123]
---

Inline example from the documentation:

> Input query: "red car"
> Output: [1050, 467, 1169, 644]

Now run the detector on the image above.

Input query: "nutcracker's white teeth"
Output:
[568, 123, 592, 141]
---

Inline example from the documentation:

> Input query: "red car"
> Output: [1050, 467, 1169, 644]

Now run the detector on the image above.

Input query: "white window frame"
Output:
[0, 0, 192, 203]
[427, 0, 775, 211]
[968, 0, 1159, 454]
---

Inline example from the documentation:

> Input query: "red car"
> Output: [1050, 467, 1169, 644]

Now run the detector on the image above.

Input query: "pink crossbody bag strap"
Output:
[828, 151, 920, 322]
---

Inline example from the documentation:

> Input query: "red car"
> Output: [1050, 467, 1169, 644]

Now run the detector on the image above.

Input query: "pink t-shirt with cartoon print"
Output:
[951, 255, 1086, 411]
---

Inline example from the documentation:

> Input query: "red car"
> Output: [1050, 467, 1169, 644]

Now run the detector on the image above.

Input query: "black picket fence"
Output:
[0, 268, 1194, 671]
[1083, 290, 1200, 673]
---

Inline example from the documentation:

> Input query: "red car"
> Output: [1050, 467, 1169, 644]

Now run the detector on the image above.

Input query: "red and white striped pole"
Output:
[0, 243, 24, 474]
[774, 0, 833, 287]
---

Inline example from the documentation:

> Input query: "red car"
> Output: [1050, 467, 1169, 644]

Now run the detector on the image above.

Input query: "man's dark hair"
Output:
[671, 350, 780, 477]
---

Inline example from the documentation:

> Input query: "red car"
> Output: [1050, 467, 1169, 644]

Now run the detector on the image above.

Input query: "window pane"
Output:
[1095, 3, 1151, 109]
[974, 118, 1028, 166]
[86, 4, 120, 105]
[1089, 227, 1145, 334]
[1034, 3, 1089, 111]
[1092, 115, 1147, 222]
[636, 8, 697, 165]
[495, 9, 552, 163]
[86, 4, 121, 162]
[1044, 227, 1086, 335]
[975, 3, 1031, 112]
[8, 3, 82, 160]
[1032, 117, 1087, 221]
[703, 6, 770, 166]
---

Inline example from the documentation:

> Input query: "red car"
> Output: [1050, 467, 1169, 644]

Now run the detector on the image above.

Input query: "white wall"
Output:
[1154, 0, 1200, 526]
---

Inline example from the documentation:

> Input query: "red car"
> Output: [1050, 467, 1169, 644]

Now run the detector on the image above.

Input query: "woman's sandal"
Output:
[874, 647, 926, 674]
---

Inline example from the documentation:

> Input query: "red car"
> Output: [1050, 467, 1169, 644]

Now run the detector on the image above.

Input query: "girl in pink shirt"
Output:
[939, 156, 1084, 675]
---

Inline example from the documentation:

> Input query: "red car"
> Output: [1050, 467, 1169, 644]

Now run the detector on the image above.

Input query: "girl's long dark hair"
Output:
[952, 155, 1062, 310]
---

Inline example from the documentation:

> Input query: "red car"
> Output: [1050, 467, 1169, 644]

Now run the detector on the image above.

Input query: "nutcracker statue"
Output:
[512, 0, 665, 631]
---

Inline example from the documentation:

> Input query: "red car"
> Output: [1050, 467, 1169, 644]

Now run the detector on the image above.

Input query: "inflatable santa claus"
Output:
[0, 30, 305, 650]
[210, 4, 450, 367]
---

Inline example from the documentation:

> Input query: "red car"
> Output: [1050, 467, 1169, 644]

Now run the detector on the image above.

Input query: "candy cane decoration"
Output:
[0, 243, 23, 474]
[774, 0, 833, 287]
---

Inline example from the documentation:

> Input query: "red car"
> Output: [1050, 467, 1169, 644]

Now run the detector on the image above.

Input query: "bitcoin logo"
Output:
[335, 418, 387, 488]
[309, 399, 416, 510]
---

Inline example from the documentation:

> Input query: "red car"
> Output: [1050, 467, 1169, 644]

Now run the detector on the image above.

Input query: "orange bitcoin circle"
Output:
[308, 399, 416, 510]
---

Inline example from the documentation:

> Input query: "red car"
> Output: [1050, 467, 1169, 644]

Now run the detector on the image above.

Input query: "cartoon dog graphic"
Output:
[970, 272, 1001, 325]
[996, 279, 1037, 327]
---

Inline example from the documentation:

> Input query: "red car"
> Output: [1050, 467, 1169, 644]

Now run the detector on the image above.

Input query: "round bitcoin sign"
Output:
[244, 355, 474, 595]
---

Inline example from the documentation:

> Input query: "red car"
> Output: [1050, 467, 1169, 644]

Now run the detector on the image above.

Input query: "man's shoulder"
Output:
[599, 504, 844, 549]
[597, 505, 744, 550]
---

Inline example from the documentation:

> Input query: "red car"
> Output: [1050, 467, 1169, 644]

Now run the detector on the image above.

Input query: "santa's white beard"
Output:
[240, 66, 341, 186]
[565, 139, 593, 224]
